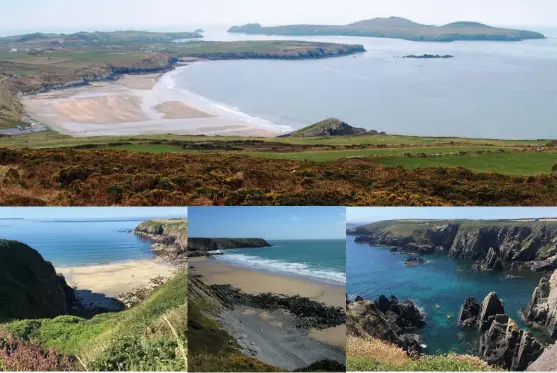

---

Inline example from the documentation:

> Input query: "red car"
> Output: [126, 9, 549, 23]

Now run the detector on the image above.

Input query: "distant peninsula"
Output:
[228, 17, 546, 42]
[188, 238, 271, 252]
[283, 118, 384, 137]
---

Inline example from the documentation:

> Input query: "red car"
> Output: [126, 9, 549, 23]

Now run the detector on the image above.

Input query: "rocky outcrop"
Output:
[134, 219, 188, 261]
[522, 270, 557, 338]
[187, 238, 271, 252]
[458, 296, 482, 327]
[0, 240, 76, 320]
[286, 118, 380, 137]
[479, 314, 544, 371]
[459, 292, 544, 370]
[478, 292, 506, 330]
[347, 295, 425, 355]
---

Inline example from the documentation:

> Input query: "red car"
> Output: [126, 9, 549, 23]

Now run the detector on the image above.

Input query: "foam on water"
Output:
[217, 252, 346, 286]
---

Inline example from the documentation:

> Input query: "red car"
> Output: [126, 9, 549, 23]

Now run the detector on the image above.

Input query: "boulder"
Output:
[0, 240, 76, 320]
[459, 296, 481, 327]
[374, 295, 426, 331]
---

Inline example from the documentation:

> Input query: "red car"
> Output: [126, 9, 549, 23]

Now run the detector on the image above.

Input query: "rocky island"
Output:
[402, 54, 454, 59]
[228, 17, 546, 42]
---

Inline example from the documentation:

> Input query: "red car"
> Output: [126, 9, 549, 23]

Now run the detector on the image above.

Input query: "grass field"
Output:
[1, 130, 555, 176]
[372, 151, 557, 176]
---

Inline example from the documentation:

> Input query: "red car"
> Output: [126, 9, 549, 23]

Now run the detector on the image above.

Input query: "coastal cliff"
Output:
[0, 239, 75, 320]
[522, 270, 557, 338]
[350, 220, 557, 270]
[187, 238, 271, 252]
[133, 219, 188, 261]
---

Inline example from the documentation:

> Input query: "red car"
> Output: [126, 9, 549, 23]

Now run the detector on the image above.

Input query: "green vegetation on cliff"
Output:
[135, 219, 188, 248]
[1, 270, 187, 371]
[228, 17, 545, 42]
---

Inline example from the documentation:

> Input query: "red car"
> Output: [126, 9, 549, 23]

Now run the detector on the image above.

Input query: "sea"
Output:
[165, 26, 557, 139]
[346, 235, 552, 355]
[213, 239, 346, 286]
[0, 218, 157, 267]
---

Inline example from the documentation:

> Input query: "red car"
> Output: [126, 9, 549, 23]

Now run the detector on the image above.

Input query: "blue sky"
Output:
[189, 207, 345, 240]
[347, 207, 557, 224]
[0, 0, 555, 35]
[0, 207, 187, 220]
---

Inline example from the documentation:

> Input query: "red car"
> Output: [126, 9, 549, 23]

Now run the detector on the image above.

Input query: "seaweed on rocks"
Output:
[210, 284, 346, 330]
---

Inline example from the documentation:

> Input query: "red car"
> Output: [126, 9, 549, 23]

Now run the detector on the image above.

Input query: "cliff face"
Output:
[458, 292, 545, 371]
[187, 238, 271, 252]
[522, 270, 557, 338]
[0, 239, 75, 321]
[135, 219, 188, 248]
[449, 224, 557, 262]
[352, 220, 557, 270]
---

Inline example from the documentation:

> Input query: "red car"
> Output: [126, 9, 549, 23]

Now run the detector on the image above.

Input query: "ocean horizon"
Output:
[0, 218, 162, 266]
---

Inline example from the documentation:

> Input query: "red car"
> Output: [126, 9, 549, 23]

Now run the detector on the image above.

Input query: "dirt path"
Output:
[528, 342, 557, 371]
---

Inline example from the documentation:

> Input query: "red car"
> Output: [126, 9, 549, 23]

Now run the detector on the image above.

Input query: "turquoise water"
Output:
[215, 239, 346, 286]
[346, 235, 548, 354]
[0, 218, 156, 266]
[170, 28, 557, 139]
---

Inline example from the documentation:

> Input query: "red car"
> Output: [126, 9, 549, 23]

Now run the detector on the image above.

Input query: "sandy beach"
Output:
[57, 259, 176, 309]
[190, 258, 345, 308]
[190, 257, 346, 356]
[21, 66, 284, 137]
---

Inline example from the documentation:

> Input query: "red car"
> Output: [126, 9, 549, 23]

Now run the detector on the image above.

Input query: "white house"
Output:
[9, 48, 18, 52]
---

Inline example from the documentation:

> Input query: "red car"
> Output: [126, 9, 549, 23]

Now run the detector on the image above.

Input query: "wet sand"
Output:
[57, 259, 176, 309]
[21, 71, 281, 137]
[190, 258, 346, 352]
[220, 305, 345, 370]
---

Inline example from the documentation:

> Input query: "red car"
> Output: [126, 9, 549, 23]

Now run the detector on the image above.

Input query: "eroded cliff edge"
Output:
[350, 220, 557, 271]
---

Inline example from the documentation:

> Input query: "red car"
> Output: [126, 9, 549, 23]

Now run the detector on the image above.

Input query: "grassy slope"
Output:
[347, 336, 497, 371]
[1, 270, 187, 371]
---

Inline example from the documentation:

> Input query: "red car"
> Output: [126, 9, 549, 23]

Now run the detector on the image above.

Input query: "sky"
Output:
[1, 0, 555, 35]
[347, 207, 557, 224]
[188, 207, 346, 240]
[0, 207, 187, 220]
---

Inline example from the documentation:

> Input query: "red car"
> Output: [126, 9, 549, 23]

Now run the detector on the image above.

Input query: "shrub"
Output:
[0, 334, 76, 371]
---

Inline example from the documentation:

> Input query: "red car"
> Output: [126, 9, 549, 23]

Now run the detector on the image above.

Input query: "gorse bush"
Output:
[0, 333, 75, 371]
[2, 148, 557, 206]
